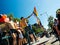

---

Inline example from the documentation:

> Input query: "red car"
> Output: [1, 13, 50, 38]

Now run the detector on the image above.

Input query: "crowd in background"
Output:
[0, 13, 44, 45]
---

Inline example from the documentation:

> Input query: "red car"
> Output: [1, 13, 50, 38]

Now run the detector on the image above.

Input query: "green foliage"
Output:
[13, 18, 20, 22]
[32, 25, 44, 34]
[7, 13, 20, 22]
[48, 16, 54, 29]
[7, 13, 14, 18]
[48, 16, 53, 22]
[7, 13, 14, 20]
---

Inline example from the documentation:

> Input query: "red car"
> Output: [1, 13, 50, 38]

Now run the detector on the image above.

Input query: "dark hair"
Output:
[20, 17, 24, 20]
[0, 15, 2, 18]
[34, 23, 37, 26]
[54, 19, 57, 21]
[9, 17, 13, 21]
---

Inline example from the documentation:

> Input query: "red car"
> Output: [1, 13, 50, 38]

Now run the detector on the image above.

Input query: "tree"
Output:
[7, 13, 20, 22]
[32, 23, 44, 34]
[7, 13, 14, 20]
[48, 16, 54, 29]
[13, 18, 20, 22]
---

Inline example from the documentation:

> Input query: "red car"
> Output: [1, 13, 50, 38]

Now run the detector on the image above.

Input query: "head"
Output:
[54, 19, 57, 21]
[14, 19, 17, 23]
[20, 17, 24, 20]
[9, 17, 13, 21]
[56, 9, 60, 20]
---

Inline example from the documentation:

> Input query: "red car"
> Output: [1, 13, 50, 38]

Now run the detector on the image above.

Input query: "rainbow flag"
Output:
[33, 7, 38, 16]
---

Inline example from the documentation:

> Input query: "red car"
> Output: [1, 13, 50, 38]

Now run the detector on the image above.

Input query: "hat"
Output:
[56, 9, 60, 19]
[56, 9, 60, 14]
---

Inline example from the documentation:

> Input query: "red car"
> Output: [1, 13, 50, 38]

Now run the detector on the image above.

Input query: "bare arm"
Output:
[26, 13, 33, 19]
[55, 26, 60, 35]
[34, 15, 41, 25]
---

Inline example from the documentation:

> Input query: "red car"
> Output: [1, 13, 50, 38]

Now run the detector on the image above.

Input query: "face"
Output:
[22, 18, 25, 20]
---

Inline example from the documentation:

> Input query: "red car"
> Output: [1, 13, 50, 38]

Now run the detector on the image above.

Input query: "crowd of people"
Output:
[0, 9, 60, 45]
[0, 12, 43, 45]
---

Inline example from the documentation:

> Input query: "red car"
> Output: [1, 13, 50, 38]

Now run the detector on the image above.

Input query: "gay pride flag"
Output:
[33, 7, 38, 16]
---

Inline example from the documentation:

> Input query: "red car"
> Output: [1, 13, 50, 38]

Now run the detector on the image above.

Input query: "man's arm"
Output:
[26, 13, 33, 19]
[55, 26, 60, 35]
[35, 15, 41, 25]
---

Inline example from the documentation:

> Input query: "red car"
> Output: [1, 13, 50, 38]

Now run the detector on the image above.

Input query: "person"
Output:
[19, 15, 36, 45]
[27, 24, 36, 42]
[55, 9, 60, 41]
[0, 15, 10, 45]
[18, 27, 27, 45]
[6, 17, 19, 45]
[53, 19, 58, 37]
[54, 19, 57, 25]
[14, 20, 27, 45]
[51, 9, 60, 44]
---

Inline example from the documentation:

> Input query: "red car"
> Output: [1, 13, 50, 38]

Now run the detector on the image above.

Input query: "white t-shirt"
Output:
[18, 30, 24, 39]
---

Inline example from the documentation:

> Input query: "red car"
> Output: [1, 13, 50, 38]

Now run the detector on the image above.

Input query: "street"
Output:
[30, 35, 60, 45]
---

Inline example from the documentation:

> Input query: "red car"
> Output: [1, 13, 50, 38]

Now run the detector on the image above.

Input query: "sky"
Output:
[0, 0, 60, 29]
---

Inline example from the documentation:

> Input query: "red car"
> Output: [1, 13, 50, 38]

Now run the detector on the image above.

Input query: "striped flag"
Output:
[33, 7, 38, 16]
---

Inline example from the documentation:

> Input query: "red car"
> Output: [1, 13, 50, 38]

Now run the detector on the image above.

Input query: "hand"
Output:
[12, 33, 16, 39]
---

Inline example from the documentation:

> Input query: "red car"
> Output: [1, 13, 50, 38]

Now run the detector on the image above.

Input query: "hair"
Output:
[54, 19, 57, 21]
[20, 17, 24, 20]
[0, 15, 2, 18]
[9, 17, 13, 21]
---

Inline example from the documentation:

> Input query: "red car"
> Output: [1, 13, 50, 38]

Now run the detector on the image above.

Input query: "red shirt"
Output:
[0, 15, 7, 23]
[0, 17, 4, 22]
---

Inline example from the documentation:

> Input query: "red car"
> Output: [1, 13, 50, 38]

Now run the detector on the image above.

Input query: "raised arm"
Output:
[26, 7, 38, 19]
[26, 13, 33, 19]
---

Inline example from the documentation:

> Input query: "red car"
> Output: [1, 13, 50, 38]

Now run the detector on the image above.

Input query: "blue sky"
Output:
[0, 0, 60, 29]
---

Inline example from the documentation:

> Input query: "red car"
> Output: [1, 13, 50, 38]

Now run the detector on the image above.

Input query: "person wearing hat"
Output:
[55, 9, 60, 41]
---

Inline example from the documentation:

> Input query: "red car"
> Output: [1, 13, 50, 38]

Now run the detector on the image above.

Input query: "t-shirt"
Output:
[54, 21, 58, 26]
[0, 17, 4, 22]
[18, 30, 24, 39]
[20, 18, 28, 28]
